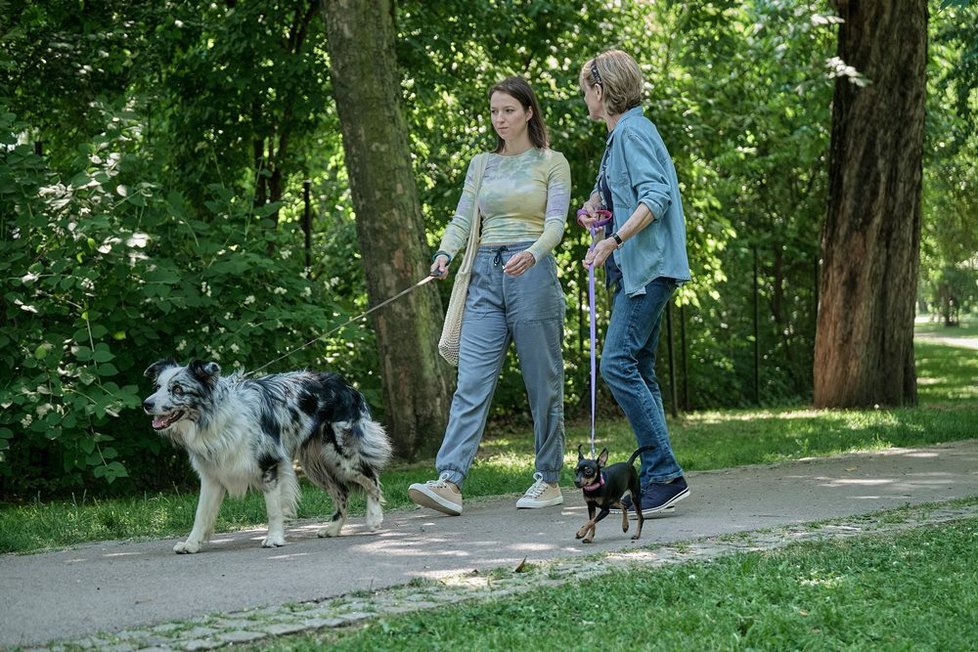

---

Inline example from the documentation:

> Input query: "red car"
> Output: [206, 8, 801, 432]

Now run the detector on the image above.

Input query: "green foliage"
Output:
[0, 111, 145, 492]
[0, 106, 367, 496]
[921, 1, 978, 323]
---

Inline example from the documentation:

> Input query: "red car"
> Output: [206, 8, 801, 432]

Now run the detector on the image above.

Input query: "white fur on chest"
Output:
[183, 413, 276, 497]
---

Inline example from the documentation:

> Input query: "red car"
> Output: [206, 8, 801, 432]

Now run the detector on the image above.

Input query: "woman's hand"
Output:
[503, 250, 536, 277]
[582, 237, 617, 269]
[576, 206, 601, 230]
[430, 254, 450, 279]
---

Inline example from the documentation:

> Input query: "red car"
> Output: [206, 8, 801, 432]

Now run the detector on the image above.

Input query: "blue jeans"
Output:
[600, 277, 683, 488]
[436, 243, 566, 489]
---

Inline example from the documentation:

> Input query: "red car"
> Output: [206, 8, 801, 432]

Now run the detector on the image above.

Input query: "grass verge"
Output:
[256, 508, 978, 651]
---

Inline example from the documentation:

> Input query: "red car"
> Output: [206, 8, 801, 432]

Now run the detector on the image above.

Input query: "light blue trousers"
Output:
[436, 243, 566, 489]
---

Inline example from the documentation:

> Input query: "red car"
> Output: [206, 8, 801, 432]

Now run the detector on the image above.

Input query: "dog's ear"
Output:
[597, 448, 609, 466]
[144, 359, 178, 382]
[188, 359, 222, 386]
[577, 444, 585, 461]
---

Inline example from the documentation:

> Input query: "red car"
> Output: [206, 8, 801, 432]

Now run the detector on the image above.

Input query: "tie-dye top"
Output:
[438, 148, 571, 262]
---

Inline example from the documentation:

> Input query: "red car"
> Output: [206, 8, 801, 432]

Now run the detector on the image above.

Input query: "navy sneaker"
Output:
[621, 477, 689, 519]
[643, 477, 689, 512]
[611, 488, 676, 520]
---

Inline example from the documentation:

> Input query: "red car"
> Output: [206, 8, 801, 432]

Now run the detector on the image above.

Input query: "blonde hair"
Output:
[580, 49, 644, 116]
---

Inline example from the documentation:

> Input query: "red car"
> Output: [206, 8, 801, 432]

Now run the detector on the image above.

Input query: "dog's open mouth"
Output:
[152, 410, 185, 430]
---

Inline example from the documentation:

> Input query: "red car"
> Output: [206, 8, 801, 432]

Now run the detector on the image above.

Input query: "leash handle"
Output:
[582, 209, 613, 457]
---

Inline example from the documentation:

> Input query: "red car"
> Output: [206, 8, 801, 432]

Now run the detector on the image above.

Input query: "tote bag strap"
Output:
[457, 152, 489, 275]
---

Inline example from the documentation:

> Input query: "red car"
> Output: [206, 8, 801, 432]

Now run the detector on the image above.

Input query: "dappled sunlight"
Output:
[690, 408, 828, 425]
[266, 552, 311, 561]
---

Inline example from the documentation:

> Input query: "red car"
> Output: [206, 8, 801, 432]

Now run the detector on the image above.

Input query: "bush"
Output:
[0, 110, 370, 498]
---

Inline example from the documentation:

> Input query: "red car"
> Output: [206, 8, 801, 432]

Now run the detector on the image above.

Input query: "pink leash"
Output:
[579, 209, 613, 457]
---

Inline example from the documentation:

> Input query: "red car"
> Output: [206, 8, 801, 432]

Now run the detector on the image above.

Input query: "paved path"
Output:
[915, 333, 978, 350]
[3, 439, 978, 649]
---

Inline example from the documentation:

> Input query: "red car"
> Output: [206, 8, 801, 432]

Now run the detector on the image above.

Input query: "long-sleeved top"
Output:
[439, 148, 571, 263]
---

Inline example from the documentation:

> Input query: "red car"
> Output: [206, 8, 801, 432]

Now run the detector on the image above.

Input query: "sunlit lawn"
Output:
[1, 321, 976, 554]
[261, 506, 978, 651]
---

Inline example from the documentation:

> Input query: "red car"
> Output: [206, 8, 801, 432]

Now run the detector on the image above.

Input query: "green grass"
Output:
[259, 512, 978, 651]
[1, 324, 976, 555]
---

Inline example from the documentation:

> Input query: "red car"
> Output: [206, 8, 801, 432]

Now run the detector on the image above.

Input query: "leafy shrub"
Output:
[0, 110, 370, 498]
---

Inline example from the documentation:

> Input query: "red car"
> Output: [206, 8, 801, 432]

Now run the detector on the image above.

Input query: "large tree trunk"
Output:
[814, 1, 927, 408]
[321, 0, 452, 457]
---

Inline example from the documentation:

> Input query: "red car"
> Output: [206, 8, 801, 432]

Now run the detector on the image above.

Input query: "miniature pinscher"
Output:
[574, 444, 653, 543]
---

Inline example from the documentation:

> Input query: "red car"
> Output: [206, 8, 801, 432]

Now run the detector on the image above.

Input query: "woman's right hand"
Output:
[430, 254, 450, 279]
[577, 206, 612, 232]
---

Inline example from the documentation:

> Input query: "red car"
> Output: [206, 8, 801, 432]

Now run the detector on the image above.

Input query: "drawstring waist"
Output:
[492, 246, 508, 267]
[477, 241, 534, 268]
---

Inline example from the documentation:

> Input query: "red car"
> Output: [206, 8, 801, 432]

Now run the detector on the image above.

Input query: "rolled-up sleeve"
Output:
[622, 129, 672, 221]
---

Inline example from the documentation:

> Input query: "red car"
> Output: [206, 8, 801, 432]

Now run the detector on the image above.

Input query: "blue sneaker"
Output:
[611, 488, 689, 520]
[643, 477, 689, 512]
[622, 477, 689, 519]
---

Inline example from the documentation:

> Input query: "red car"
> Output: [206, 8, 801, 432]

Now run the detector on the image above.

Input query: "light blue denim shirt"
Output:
[593, 106, 691, 296]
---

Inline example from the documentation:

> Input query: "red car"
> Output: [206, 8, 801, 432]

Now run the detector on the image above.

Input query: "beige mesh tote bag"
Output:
[438, 153, 489, 366]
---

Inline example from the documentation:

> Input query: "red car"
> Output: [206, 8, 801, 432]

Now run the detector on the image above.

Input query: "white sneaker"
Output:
[516, 472, 563, 509]
[408, 472, 463, 516]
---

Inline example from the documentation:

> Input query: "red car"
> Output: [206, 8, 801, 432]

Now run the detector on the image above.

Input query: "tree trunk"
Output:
[320, 0, 452, 457]
[814, 1, 927, 408]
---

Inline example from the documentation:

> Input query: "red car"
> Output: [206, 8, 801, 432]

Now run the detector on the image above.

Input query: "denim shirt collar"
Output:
[609, 106, 645, 140]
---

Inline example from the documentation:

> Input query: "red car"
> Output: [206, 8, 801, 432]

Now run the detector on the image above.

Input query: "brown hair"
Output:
[488, 76, 549, 152]
[580, 49, 644, 116]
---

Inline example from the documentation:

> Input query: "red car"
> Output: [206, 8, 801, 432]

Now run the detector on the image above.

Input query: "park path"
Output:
[915, 332, 978, 350]
[2, 439, 978, 650]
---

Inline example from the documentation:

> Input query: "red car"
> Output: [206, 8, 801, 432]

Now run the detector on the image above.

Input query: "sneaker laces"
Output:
[426, 472, 454, 489]
[524, 472, 549, 498]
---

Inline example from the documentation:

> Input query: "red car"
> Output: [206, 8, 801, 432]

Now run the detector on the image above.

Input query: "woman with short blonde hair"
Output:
[577, 49, 692, 518]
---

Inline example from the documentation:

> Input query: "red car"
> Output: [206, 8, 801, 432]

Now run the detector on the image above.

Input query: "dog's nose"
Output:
[142, 399, 154, 413]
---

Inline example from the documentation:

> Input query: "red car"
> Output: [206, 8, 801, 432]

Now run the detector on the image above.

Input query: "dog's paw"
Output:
[261, 533, 286, 548]
[575, 527, 588, 539]
[318, 522, 342, 538]
[582, 536, 594, 544]
[173, 540, 201, 554]
[631, 533, 641, 540]
[366, 505, 384, 530]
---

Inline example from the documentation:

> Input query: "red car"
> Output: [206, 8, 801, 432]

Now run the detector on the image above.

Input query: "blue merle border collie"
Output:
[142, 359, 392, 554]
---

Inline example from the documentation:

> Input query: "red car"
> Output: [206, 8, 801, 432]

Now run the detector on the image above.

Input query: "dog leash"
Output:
[247, 275, 437, 376]
[579, 209, 613, 457]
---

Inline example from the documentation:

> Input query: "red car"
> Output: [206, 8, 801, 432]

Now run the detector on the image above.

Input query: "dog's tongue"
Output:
[153, 415, 173, 429]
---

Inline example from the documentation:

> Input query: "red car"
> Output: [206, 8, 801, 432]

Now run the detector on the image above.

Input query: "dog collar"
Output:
[583, 473, 605, 492]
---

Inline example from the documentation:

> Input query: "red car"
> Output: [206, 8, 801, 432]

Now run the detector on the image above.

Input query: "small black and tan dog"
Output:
[574, 444, 653, 543]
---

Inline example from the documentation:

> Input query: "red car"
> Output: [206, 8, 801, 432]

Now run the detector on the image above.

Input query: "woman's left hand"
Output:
[503, 251, 536, 277]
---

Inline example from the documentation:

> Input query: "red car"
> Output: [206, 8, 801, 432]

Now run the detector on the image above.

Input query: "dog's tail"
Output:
[627, 445, 656, 466]
[350, 411, 393, 471]
[325, 373, 393, 471]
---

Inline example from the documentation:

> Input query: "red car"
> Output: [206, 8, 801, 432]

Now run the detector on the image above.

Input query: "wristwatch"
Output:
[611, 232, 623, 249]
